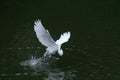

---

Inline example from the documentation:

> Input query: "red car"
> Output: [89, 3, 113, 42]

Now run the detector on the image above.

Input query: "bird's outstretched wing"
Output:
[55, 32, 71, 45]
[34, 20, 56, 47]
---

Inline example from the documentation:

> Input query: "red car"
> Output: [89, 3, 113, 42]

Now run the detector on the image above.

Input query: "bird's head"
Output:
[58, 49, 63, 57]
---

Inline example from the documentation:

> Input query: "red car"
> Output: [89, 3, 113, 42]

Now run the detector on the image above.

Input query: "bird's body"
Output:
[44, 44, 58, 57]
[34, 20, 71, 58]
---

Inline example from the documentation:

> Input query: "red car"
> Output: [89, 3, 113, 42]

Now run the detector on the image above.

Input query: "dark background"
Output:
[0, 0, 120, 47]
[0, 0, 120, 79]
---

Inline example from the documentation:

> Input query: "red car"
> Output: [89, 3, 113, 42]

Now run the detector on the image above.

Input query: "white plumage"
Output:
[55, 32, 71, 45]
[34, 19, 71, 57]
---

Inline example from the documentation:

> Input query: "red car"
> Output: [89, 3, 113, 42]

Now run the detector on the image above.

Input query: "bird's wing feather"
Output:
[55, 32, 71, 45]
[34, 20, 56, 47]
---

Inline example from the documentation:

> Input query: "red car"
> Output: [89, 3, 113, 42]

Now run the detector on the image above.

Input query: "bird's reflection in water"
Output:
[44, 69, 65, 80]
[20, 56, 66, 80]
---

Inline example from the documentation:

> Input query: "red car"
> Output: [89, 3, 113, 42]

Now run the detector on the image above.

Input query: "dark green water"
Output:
[0, 0, 120, 80]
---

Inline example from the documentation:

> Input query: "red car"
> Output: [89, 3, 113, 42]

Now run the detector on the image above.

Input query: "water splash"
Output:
[20, 55, 60, 66]
[20, 55, 44, 66]
[20, 55, 76, 80]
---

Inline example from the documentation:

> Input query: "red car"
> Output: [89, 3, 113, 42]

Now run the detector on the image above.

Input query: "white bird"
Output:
[34, 20, 71, 58]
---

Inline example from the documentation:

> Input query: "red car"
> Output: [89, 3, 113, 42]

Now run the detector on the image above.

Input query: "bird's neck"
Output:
[58, 45, 62, 50]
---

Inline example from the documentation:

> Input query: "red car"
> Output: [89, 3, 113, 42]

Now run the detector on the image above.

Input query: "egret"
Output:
[34, 20, 71, 58]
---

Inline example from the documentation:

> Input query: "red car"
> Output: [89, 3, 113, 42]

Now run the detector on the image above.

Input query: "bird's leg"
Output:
[43, 51, 50, 61]
[44, 51, 48, 57]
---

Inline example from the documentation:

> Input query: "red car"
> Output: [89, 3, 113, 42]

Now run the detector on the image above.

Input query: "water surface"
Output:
[0, 0, 120, 80]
